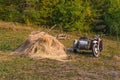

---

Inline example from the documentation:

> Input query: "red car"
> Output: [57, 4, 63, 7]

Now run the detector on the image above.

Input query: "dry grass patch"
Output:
[0, 51, 13, 62]
[0, 21, 33, 31]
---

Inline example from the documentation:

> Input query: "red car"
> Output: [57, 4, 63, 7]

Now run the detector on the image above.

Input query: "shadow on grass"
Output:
[67, 48, 94, 58]
[67, 51, 94, 59]
[76, 51, 93, 57]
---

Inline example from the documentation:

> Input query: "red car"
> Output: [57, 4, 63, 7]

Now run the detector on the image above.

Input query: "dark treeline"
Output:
[0, 0, 120, 35]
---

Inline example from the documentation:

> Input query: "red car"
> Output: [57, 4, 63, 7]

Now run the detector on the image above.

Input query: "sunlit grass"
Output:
[0, 21, 119, 80]
[0, 30, 30, 51]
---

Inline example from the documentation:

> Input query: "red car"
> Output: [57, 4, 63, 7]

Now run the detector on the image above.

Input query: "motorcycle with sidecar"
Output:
[73, 35, 103, 57]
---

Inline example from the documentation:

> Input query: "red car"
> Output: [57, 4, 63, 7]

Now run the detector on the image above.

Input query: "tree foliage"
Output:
[52, 0, 93, 32]
[0, 0, 120, 35]
[104, 0, 120, 35]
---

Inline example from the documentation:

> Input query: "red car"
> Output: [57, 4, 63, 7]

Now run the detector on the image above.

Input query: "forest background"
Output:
[0, 0, 120, 35]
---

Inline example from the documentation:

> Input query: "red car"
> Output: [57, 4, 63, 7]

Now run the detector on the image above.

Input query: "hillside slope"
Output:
[0, 22, 120, 80]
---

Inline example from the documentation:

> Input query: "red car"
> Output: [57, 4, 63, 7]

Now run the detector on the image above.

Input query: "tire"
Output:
[73, 39, 78, 53]
[92, 44, 100, 57]
[99, 40, 103, 52]
[73, 48, 77, 53]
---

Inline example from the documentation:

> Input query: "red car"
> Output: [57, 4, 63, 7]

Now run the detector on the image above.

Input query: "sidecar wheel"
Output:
[73, 48, 77, 53]
[73, 39, 78, 53]
[92, 44, 100, 57]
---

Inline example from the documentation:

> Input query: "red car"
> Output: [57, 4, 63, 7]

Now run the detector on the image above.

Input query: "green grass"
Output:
[0, 30, 30, 51]
[0, 22, 120, 80]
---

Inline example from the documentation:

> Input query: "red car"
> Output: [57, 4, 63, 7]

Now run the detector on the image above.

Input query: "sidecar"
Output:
[73, 37, 91, 51]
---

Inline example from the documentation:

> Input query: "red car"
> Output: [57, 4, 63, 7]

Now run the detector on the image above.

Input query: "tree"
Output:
[104, 0, 120, 35]
[52, 0, 92, 32]
[90, 0, 110, 33]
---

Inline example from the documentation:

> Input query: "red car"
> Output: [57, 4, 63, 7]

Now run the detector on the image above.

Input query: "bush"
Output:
[104, 0, 120, 35]
[52, 0, 92, 32]
[0, 0, 119, 35]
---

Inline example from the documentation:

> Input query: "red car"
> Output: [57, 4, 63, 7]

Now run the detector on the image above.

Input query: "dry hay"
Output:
[56, 33, 68, 40]
[13, 31, 67, 60]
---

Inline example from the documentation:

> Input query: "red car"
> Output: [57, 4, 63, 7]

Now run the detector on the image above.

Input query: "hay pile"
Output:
[13, 31, 67, 60]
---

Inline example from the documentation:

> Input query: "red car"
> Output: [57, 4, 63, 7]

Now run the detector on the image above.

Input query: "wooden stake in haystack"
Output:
[13, 31, 67, 60]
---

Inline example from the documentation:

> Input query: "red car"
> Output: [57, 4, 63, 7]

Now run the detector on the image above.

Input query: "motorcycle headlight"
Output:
[93, 41, 98, 44]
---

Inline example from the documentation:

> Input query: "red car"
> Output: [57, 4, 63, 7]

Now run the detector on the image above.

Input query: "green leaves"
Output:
[104, 0, 120, 35]
[52, 0, 91, 31]
[0, 0, 120, 34]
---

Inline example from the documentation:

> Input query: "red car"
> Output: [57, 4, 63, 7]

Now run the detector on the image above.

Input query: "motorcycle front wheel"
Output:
[92, 44, 100, 57]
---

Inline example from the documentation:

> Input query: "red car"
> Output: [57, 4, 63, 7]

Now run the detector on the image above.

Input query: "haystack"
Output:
[13, 31, 67, 60]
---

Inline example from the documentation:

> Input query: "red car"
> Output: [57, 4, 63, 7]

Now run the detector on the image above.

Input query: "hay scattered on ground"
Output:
[13, 31, 67, 60]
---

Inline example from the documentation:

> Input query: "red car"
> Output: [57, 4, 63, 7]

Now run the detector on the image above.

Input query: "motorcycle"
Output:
[73, 35, 103, 57]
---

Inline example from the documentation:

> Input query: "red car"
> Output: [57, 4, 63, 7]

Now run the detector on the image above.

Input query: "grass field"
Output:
[0, 22, 120, 80]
